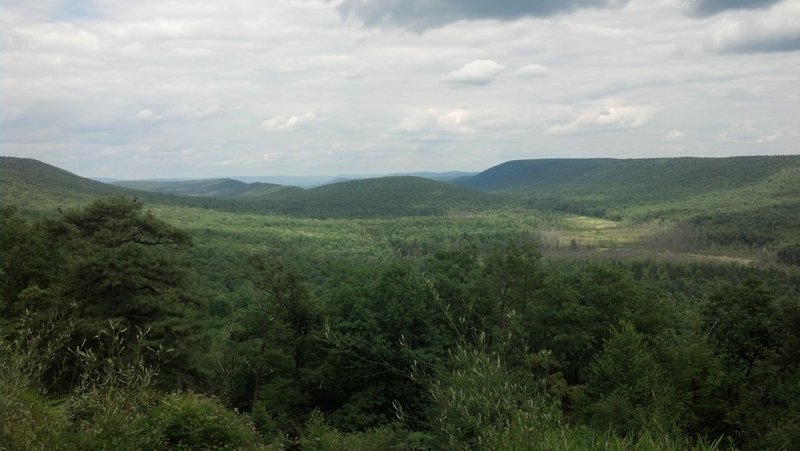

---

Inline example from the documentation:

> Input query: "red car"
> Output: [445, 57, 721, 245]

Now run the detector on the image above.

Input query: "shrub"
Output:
[137, 392, 264, 450]
[299, 411, 411, 451]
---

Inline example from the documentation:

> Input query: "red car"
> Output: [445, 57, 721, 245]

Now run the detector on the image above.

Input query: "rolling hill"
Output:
[243, 176, 504, 218]
[112, 178, 290, 198]
[1, 157, 500, 218]
[0, 156, 164, 212]
[458, 156, 800, 218]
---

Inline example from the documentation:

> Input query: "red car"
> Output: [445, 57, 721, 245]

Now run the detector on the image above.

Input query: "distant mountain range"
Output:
[1, 157, 493, 218]
[111, 178, 291, 198]
[455, 155, 800, 219]
[4, 155, 800, 222]
[110, 171, 476, 190]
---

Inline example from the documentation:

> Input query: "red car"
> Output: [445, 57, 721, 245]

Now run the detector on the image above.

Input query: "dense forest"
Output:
[2, 156, 800, 450]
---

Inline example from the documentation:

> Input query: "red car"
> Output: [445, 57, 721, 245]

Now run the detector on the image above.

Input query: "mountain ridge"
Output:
[1, 156, 498, 218]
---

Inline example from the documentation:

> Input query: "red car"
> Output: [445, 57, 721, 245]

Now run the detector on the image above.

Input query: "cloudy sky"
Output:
[2, 0, 799, 178]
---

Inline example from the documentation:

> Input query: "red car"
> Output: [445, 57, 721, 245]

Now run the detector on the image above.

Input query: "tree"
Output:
[484, 238, 542, 344]
[0, 207, 64, 317]
[582, 321, 682, 436]
[322, 262, 451, 431]
[49, 197, 200, 388]
[223, 255, 322, 437]
[704, 278, 776, 380]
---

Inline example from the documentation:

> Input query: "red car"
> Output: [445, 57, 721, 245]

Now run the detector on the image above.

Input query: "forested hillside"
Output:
[460, 156, 800, 198]
[2, 157, 499, 219]
[459, 156, 800, 217]
[0, 157, 152, 211]
[114, 174, 503, 217]
[454, 156, 800, 251]
[112, 178, 289, 198]
[2, 157, 800, 450]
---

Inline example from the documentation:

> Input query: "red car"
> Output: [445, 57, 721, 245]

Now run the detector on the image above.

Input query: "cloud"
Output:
[663, 130, 686, 142]
[396, 108, 474, 135]
[514, 63, 549, 78]
[136, 109, 163, 122]
[704, 2, 800, 53]
[717, 122, 779, 143]
[443, 59, 505, 85]
[337, 0, 631, 31]
[546, 103, 656, 135]
[260, 113, 317, 131]
[2, 0, 798, 177]
[684, 0, 782, 17]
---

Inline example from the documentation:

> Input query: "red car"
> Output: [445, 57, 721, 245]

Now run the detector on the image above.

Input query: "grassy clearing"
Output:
[537, 215, 652, 250]
[538, 214, 765, 266]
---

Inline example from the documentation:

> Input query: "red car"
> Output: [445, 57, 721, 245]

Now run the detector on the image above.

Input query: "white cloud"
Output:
[717, 122, 779, 143]
[1, 0, 798, 178]
[514, 63, 549, 78]
[546, 103, 656, 135]
[704, 2, 800, 53]
[136, 109, 163, 122]
[443, 59, 505, 85]
[396, 109, 474, 135]
[663, 130, 686, 142]
[260, 112, 317, 131]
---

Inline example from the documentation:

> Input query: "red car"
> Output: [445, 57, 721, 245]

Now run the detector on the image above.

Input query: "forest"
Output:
[2, 156, 800, 450]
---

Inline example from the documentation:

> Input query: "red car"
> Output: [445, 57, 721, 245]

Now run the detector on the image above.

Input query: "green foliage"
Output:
[5, 156, 800, 450]
[461, 156, 800, 209]
[322, 262, 452, 430]
[112, 178, 282, 197]
[525, 262, 664, 383]
[0, 311, 73, 450]
[0, 156, 179, 213]
[0, 207, 70, 321]
[777, 243, 800, 266]
[419, 343, 562, 450]
[58, 198, 202, 388]
[299, 411, 410, 451]
[136, 392, 263, 450]
[220, 255, 324, 437]
[66, 322, 161, 450]
[689, 202, 800, 248]
[703, 278, 777, 379]
[581, 321, 683, 436]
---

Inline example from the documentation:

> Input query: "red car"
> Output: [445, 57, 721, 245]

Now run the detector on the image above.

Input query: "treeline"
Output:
[2, 198, 800, 449]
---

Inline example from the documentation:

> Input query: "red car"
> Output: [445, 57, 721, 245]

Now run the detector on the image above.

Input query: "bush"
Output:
[299, 411, 412, 451]
[137, 392, 264, 450]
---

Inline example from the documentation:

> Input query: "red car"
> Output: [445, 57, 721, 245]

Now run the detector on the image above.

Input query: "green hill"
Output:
[1, 157, 500, 218]
[0, 157, 251, 215]
[458, 156, 800, 218]
[238, 176, 504, 218]
[112, 178, 289, 198]
[0, 157, 153, 212]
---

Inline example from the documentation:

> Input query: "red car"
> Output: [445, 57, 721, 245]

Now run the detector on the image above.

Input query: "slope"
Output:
[1, 156, 155, 212]
[237, 176, 505, 218]
[458, 156, 800, 218]
[112, 178, 288, 198]
[2, 157, 501, 219]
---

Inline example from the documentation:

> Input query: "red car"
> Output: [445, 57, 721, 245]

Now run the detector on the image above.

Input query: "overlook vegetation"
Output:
[2, 155, 800, 450]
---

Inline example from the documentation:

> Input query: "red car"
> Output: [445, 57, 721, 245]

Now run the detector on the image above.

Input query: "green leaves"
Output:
[703, 278, 777, 378]
[582, 321, 683, 436]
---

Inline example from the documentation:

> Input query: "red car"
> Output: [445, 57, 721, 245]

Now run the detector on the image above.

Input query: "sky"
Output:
[1, 0, 799, 179]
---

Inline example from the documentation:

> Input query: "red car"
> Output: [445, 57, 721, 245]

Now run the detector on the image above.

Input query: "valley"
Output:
[2, 155, 800, 450]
